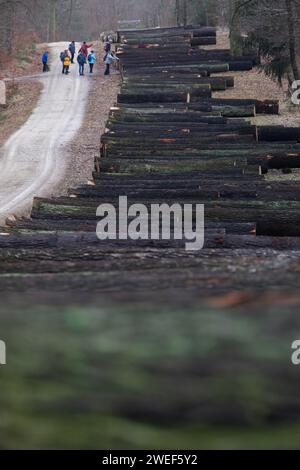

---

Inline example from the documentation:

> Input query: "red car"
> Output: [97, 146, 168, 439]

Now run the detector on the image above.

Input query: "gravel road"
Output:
[0, 42, 89, 224]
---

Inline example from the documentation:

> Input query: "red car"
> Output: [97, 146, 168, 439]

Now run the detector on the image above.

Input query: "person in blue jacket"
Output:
[42, 50, 49, 72]
[88, 51, 96, 73]
[69, 41, 76, 63]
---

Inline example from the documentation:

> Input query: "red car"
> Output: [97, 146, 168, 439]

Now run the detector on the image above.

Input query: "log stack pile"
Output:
[2, 26, 300, 438]
[1, 26, 300, 291]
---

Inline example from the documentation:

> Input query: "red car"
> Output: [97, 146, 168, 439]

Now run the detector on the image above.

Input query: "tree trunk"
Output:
[175, 0, 181, 26]
[66, 0, 74, 38]
[182, 0, 188, 27]
[2, 2, 15, 53]
[50, 0, 58, 43]
[285, 0, 300, 81]
[229, 0, 243, 54]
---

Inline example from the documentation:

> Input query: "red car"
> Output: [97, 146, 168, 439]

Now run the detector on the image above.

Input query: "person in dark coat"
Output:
[88, 51, 96, 73]
[77, 51, 87, 76]
[104, 37, 111, 53]
[69, 41, 76, 63]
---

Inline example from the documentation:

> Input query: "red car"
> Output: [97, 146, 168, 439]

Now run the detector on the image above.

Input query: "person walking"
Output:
[104, 37, 111, 53]
[69, 41, 76, 63]
[63, 53, 71, 74]
[88, 50, 96, 73]
[104, 51, 119, 76]
[77, 51, 87, 76]
[42, 50, 49, 72]
[60, 50, 66, 69]
[79, 41, 93, 57]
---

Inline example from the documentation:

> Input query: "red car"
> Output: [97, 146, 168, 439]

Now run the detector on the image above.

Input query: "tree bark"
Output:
[175, 0, 181, 26]
[285, 0, 300, 81]
[229, 0, 243, 54]
[50, 0, 58, 43]
[182, 0, 187, 27]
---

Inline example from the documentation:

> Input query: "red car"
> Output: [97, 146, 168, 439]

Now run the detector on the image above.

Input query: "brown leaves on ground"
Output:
[0, 43, 43, 148]
[208, 30, 300, 182]
[207, 30, 300, 128]
[0, 44, 41, 80]
[0, 81, 43, 147]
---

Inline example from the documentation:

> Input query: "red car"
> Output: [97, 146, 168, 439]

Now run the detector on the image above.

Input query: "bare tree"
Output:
[285, 0, 300, 81]
[228, 0, 300, 86]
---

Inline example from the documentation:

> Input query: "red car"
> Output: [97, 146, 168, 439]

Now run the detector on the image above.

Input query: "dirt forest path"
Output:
[0, 42, 89, 224]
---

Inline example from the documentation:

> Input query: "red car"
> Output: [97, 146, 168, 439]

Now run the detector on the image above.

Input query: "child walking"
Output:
[63, 52, 71, 74]
[88, 51, 97, 73]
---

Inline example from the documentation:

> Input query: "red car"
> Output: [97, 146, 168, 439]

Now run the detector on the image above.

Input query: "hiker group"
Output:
[61, 42, 95, 76]
[42, 38, 118, 77]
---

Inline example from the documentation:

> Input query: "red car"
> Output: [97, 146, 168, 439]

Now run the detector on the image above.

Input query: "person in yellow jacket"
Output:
[62, 51, 71, 75]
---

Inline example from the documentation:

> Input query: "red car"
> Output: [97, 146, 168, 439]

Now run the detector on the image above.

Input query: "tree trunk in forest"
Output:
[183, 0, 188, 27]
[66, 0, 74, 38]
[229, 0, 243, 54]
[50, 0, 58, 43]
[285, 0, 300, 82]
[175, 0, 188, 27]
[175, 0, 181, 26]
[203, 0, 209, 26]
[2, 2, 15, 53]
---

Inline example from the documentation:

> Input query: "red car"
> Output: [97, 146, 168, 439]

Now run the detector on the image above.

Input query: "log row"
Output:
[2, 25, 300, 442]
[0, 27, 300, 448]
[1, 25, 300, 284]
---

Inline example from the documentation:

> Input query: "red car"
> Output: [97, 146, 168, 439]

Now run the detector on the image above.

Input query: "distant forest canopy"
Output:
[0, 0, 223, 49]
[1, 0, 300, 88]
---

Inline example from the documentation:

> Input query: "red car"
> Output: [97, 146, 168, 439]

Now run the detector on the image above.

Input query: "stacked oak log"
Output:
[2, 27, 300, 435]
[0, 28, 298, 277]
[1, 26, 300, 288]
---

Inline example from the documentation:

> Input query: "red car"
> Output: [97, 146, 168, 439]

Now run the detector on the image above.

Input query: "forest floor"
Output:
[0, 41, 120, 223]
[0, 43, 41, 80]
[208, 29, 300, 182]
[209, 29, 300, 128]
[0, 44, 42, 148]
